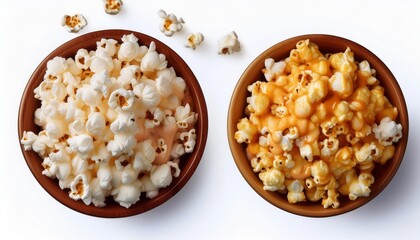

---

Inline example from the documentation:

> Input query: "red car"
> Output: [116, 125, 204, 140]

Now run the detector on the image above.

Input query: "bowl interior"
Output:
[18, 29, 208, 218]
[228, 34, 408, 217]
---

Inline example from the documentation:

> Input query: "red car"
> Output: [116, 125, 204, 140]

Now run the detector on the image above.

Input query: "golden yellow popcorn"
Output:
[234, 39, 403, 208]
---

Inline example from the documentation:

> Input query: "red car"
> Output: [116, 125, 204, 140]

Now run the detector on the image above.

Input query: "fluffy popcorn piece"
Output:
[322, 188, 340, 209]
[185, 33, 204, 50]
[263, 58, 286, 82]
[108, 88, 135, 112]
[235, 118, 258, 144]
[118, 34, 144, 62]
[107, 133, 136, 156]
[61, 14, 87, 33]
[150, 163, 173, 188]
[110, 112, 137, 134]
[358, 60, 377, 85]
[179, 129, 197, 153]
[349, 173, 375, 200]
[218, 31, 241, 55]
[372, 117, 403, 146]
[90, 50, 114, 74]
[299, 144, 314, 162]
[67, 134, 94, 157]
[328, 71, 353, 98]
[21, 131, 56, 156]
[155, 75, 173, 97]
[103, 0, 123, 15]
[259, 168, 285, 191]
[294, 95, 313, 118]
[157, 9, 185, 37]
[175, 104, 196, 129]
[21, 131, 39, 151]
[133, 83, 161, 109]
[321, 137, 339, 157]
[76, 85, 102, 107]
[287, 180, 306, 203]
[69, 174, 92, 205]
[167, 160, 181, 178]
[140, 175, 159, 199]
[86, 112, 106, 137]
[133, 140, 156, 172]
[118, 65, 142, 87]
[90, 178, 107, 207]
[75, 49, 91, 70]
[97, 163, 112, 190]
[311, 160, 330, 185]
[97, 38, 118, 57]
[90, 71, 111, 98]
[355, 142, 381, 163]
[112, 181, 142, 208]
[140, 42, 168, 73]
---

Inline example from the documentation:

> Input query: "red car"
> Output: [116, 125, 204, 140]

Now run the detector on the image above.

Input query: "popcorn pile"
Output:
[21, 33, 198, 208]
[235, 39, 403, 208]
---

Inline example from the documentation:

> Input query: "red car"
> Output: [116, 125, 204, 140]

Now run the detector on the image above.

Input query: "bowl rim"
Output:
[227, 34, 409, 217]
[18, 29, 208, 218]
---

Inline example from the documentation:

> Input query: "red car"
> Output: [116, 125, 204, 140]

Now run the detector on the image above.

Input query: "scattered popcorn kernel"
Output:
[235, 39, 403, 208]
[185, 32, 204, 50]
[103, 0, 123, 15]
[157, 9, 185, 37]
[61, 14, 87, 33]
[217, 31, 241, 55]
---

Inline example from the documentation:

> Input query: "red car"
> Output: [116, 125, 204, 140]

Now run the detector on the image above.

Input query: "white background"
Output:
[1, 0, 419, 239]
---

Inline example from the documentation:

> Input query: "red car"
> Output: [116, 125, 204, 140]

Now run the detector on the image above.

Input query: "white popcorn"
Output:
[118, 65, 142, 88]
[69, 174, 92, 205]
[68, 119, 86, 136]
[97, 38, 118, 56]
[175, 104, 196, 129]
[217, 31, 241, 55]
[110, 112, 137, 134]
[185, 33, 204, 50]
[21, 131, 56, 156]
[156, 75, 173, 97]
[149, 108, 167, 128]
[61, 14, 87, 33]
[90, 178, 107, 207]
[150, 163, 173, 188]
[21, 131, 38, 151]
[157, 9, 185, 37]
[133, 140, 156, 172]
[76, 84, 102, 107]
[112, 181, 142, 208]
[140, 175, 159, 199]
[140, 42, 168, 72]
[133, 82, 161, 109]
[118, 34, 144, 62]
[90, 50, 114, 74]
[97, 163, 112, 190]
[67, 134, 94, 157]
[71, 154, 89, 176]
[45, 119, 66, 139]
[263, 58, 286, 82]
[259, 168, 285, 191]
[170, 141, 186, 159]
[372, 117, 403, 146]
[46, 56, 68, 76]
[86, 112, 106, 137]
[75, 49, 92, 70]
[299, 144, 313, 162]
[108, 88, 135, 112]
[107, 133, 136, 157]
[167, 160, 181, 178]
[179, 129, 197, 153]
[90, 71, 111, 98]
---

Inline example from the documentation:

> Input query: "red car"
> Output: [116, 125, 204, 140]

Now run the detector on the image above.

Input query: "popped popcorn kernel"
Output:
[157, 9, 185, 37]
[185, 33, 204, 50]
[61, 14, 87, 33]
[218, 31, 241, 55]
[103, 0, 123, 15]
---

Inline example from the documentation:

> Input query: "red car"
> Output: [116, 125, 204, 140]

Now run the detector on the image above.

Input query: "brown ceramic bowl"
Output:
[18, 29, 208, 218]
[227, 34, 408, 217]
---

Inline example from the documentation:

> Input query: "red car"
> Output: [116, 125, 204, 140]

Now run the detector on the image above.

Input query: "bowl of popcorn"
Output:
[228, 34, 408, 217]
[18, 29, 208, 218]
